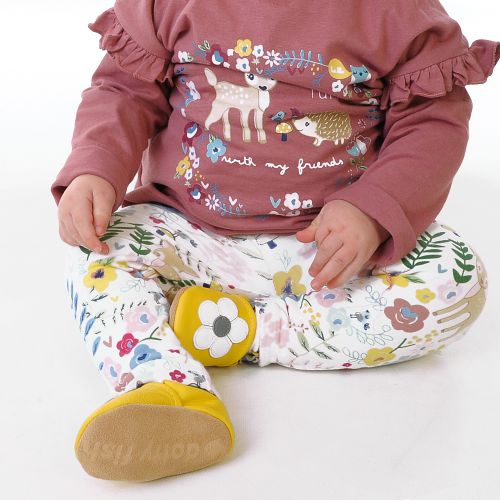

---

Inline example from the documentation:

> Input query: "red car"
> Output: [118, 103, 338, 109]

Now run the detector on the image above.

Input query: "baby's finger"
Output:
[326, 255, 365, 289]
[63, 214, 85, 248]
[71, 200, 106, 253]
[309, 232, 343, 277]
[59, 219, 79, 246]
[92, 190, 113, 236]
[311, 248, 356, 290]
[314, 223, 330, 249]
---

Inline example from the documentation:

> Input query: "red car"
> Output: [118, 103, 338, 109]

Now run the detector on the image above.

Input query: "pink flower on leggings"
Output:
[102, 357, 121, 384]
[125, 305, 157, 333]
[116, 333, 139, 357]
[260, 312, 289, 348]
[437, 279, 459, 303]
[297, 241, 317, 259]
[315, 287, 347, 308]
[169, 370, 186, 383]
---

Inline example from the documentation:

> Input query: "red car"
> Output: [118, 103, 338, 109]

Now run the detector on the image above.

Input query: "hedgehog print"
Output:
[292, 111, 353, 146]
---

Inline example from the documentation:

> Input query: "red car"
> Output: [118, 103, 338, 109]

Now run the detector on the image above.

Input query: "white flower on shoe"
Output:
[194, 297, 249, 358]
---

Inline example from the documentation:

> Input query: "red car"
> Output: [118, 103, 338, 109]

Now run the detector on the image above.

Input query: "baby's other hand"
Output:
[57, 174, 116, 254]
[295, 199, 390, 290]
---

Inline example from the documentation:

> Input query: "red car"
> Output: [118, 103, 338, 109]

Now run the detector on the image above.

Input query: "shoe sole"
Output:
[76, 403, 232, 481]
[167, 285, 189, 331]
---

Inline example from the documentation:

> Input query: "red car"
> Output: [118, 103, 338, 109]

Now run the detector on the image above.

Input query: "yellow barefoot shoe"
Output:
[75, 380, 234, 482]
[168, 286, 256, 367]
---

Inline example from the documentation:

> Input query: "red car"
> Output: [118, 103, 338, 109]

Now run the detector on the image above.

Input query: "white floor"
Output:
[1, 174, 499, 500]
[2, 1, 499, 499]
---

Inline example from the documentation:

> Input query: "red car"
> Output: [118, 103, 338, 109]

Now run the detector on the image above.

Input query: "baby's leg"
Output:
[248, 220, 488, 370]
[63, 202, 235, 481]
[65, 203, 222, 396]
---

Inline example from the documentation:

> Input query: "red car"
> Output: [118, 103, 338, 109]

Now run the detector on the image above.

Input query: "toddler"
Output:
[50, 0, 499, 482]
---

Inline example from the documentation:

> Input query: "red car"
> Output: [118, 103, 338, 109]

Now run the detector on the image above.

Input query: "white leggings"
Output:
[64, 202, 488, 401]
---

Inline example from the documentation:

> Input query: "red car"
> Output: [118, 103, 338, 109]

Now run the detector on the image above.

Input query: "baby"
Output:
[51, 0, 499, 482]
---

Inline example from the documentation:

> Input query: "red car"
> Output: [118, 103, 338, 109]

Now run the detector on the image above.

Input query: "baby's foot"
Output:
[75, 381, 234, 481]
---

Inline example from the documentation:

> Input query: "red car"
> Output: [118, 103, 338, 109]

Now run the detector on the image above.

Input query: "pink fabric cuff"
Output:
[50, 145, 133, 213]
[324, 180, 417, 266]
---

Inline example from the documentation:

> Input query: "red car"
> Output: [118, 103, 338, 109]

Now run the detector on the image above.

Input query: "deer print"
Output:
[204, 68, 277, 144]
[433, 253, 488, 343]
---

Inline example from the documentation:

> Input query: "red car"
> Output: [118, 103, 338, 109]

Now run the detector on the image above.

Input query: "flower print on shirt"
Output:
[172, 37, 380, 220]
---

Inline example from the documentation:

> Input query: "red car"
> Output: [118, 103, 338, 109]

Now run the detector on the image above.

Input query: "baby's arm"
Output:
[50, 2, 175, 252]
[323, 84, 474, 267]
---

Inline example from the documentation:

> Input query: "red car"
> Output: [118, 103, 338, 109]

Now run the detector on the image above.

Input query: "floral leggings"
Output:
[64, 202, 488, 401]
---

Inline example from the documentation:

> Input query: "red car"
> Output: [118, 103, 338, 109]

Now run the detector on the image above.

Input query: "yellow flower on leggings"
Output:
[83, 261, 118, 292]
[363, 347, 396, 367]
[273, 265, 307, 297]
[375, 272, 409, 288]
[416, 288, 436, 303]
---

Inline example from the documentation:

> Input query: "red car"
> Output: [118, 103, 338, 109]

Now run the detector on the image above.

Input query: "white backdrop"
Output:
[0, 2, 499, 500]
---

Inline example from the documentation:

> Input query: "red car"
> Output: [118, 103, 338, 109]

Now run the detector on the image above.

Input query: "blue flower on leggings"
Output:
[129, 344, 161, 369]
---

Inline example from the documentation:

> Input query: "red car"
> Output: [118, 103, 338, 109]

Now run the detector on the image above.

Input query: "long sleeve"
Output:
[323, 2, 500, 266]
[50, 0, 180, 213]
[324, 85, 473, 266]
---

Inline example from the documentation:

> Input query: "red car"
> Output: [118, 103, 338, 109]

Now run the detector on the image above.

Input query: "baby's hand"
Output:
[57, 174, 116, 254]
[295, 199, 390, 290]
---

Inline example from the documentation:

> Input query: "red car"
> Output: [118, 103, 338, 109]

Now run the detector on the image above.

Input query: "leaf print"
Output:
[281, 49, 323, 69]
[92, 336, 101, 356]
[73, 291, 79, 319]
[83, 317, 96, 339]
[453, 269, 472, 284]
[404, 275, 426, 284]
[310, 321, 325, 340]
[325, 344, 340, 353]
[313, 349, 332, 360]
[79, 218, 145, 258]
[198, 40, 210, 52]
[68, 279, 77, 317]
[401, 231, 449, 270]
[79, 306, 87, 328]
[91, 294, 109, 302]
[450, 240, 476, 284]
[129, 227, 156, 256]
[297, 331, 309, 351]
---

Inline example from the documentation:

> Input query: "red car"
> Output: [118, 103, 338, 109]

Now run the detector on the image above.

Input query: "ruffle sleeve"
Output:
[380, 39, 500, 110]
[88, 7, 171, 83]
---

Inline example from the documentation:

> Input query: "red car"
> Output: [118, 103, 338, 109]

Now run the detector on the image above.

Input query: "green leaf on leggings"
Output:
[325, 344, 339, 353]
[313, 349, 332, 360]
[453, 269, 472, 283]
[130, 243, 151, 256]
[449, 238, 476, 285]
[310, 322, 325, 340]
[455, 259, 475, 272]
[402, 230, 447, 270]
[297, 331, 309, 351]
[405, 275, 425, 284]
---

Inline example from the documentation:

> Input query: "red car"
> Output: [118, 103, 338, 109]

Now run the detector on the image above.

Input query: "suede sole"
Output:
[76, 403, 232, 481]
[167, 285, 190, 332]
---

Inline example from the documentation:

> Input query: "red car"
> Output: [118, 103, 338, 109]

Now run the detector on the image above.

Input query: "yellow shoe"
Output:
[75, 380, 234, 482]
[168, 285, 256, 367]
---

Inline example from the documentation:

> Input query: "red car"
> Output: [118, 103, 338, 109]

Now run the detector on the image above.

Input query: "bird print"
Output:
[271, 111, 286, 121]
